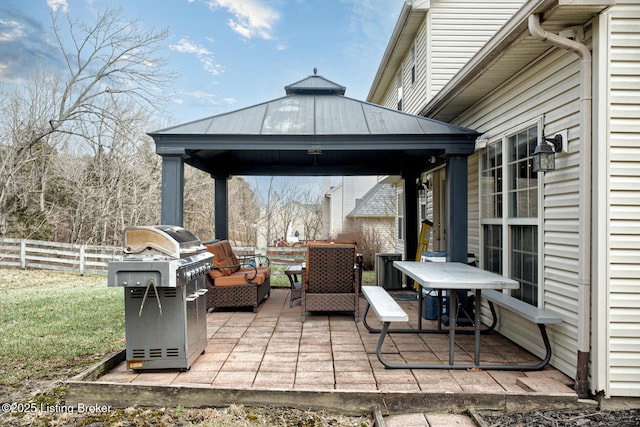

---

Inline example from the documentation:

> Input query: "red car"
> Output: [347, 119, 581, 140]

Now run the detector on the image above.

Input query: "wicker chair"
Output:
[301, 243, 361, 323]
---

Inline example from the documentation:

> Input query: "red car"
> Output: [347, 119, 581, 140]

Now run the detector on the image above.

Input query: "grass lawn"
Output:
[0, 268, 125, 386]
[0, 266, 375, 387]
[0, 267, 377, 426]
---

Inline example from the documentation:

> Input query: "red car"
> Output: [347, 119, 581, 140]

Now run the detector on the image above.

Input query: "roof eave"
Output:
[367, 1, 429, 104]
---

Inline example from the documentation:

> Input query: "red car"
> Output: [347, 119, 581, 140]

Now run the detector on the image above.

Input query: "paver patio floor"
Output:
[99, 288, 576, 397]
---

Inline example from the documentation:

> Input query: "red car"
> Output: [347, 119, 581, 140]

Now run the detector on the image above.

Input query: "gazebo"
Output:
[148, 72, 478, 262]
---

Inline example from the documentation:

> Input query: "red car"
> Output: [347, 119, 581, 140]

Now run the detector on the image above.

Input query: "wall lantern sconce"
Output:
[417, 177, 430, 202]
[417, 182, 427, 200]
[532, 133, 564, 173]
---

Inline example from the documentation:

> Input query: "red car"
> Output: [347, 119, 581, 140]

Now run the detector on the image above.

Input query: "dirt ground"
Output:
[1, 380, 373, 426]
[3, 380, 640, 426]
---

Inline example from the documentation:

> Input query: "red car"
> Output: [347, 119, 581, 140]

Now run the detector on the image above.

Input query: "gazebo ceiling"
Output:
[148, 73, 479, 178]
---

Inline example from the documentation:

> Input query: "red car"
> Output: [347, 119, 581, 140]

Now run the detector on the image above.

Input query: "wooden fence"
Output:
[0, 238, 307, 276]
[0, 238, 122, 275]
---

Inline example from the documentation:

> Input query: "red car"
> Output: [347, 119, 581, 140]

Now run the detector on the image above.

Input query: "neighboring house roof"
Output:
[347, 183, 396, 218]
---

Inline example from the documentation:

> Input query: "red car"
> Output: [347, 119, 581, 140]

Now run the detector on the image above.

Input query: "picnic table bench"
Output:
[361, 286, 410, 369]
[483, 289, 563, 370]
[362, 268, 563, 371]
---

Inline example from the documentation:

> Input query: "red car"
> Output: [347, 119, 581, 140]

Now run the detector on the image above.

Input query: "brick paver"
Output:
[103, 288, 577, 406]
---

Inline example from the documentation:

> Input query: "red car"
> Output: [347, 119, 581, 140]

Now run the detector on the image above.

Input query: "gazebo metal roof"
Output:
[149, 73, 478, 178]
[149, 72, 476, 264]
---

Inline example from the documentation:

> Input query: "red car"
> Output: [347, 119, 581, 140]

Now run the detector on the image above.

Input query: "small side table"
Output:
[285, 264, 304, 307]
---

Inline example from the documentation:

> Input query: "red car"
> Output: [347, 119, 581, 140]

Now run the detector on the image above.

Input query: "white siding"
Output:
[455, 47, 583, 378]
[606, 1, 640, 397]
[403, 21, 429, 115]
[374, 1, 524, 115]
[468, 153, 480, 258]
[379, 78, 400, 113]
[362, 218, 396, 253]
[429, 0, 525, 97]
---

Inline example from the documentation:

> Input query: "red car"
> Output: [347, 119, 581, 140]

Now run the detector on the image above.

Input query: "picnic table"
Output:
[363, 261, 519, 369]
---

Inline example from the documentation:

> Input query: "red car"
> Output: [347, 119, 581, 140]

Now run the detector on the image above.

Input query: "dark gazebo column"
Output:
[445, 155, 468, 263]
[160, 151, 185, 226]
[214, 177, 229, 240]
[403, 171, 420, 262]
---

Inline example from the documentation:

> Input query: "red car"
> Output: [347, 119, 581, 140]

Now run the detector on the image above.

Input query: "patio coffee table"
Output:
[285, 263, 304, 307]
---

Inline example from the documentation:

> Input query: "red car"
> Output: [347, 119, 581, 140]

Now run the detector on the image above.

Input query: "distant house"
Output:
[346, 183, 397, 253]
[370, 0, 640, 400]
[255, 200, 320, 248]
[321, 176, 379, 239]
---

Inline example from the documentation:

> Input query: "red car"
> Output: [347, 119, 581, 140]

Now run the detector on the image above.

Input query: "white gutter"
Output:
[528, 13, 592, 399]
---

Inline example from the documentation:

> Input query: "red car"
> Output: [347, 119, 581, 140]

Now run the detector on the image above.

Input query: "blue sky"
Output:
[1, 0, 403, 125]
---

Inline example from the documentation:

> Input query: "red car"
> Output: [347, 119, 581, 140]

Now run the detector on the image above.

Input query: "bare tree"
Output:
[49, 6, 173, 141]
[296, 188, 323, 241]
[228, 177, 260, 246]
[0, 6, 173, 240]
[0, 69, 60, 238]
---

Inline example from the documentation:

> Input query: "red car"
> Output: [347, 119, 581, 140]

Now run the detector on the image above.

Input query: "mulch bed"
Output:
[477, 408, 640, 426]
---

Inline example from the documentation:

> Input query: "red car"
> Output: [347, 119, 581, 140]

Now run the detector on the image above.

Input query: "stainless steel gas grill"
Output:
[108, 225, 213, 371]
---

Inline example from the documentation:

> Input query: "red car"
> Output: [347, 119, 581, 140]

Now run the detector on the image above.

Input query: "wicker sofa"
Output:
[204, 240, 271, 312]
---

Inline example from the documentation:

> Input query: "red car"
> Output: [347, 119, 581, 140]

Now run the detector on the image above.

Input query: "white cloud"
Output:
[0, 19, 24, 42]
[206, 0, 279, 40]
[0, 11, 60, 82]
[47, 0, 69, 13]
[184, 90, 220, 106]
[170, 38, 223, 76]
[171, 38, 211, 56]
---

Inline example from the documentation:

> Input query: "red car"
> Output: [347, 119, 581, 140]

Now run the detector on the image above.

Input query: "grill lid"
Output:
[123, 225, 205, 259]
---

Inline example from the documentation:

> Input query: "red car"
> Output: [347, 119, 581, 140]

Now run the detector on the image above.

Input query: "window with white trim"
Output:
[481, 125, 539, 305]
[410, 44, 416, 84]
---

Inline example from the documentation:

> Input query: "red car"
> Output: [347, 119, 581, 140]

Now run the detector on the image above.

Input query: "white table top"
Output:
[393, 261, 519, 290]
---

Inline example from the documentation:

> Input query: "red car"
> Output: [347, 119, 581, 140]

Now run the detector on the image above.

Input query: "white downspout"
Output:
[528, 13, 592, 399]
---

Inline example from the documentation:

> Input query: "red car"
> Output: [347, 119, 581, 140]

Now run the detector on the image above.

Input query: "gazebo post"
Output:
[214, 177, 229, 241]
[403, 172, 420, 289]
[403, 172, 420, 263]
[160, 152, 185, 226]
[445, 155, 468, 263]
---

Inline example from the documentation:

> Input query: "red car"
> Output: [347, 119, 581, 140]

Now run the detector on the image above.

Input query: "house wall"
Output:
[346, 217, 396, 254]
[323, 176, 379, 239]
[454, 37, 589, 380]
[373, 0, 640, 399]
[375, 0, 527, 257]
[467, 153, 480, 259]
[402, 20, 428, 114]
[595, 1, 640, 397]
[377, 0, 525, 116]
[429, 0, 525, 97]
